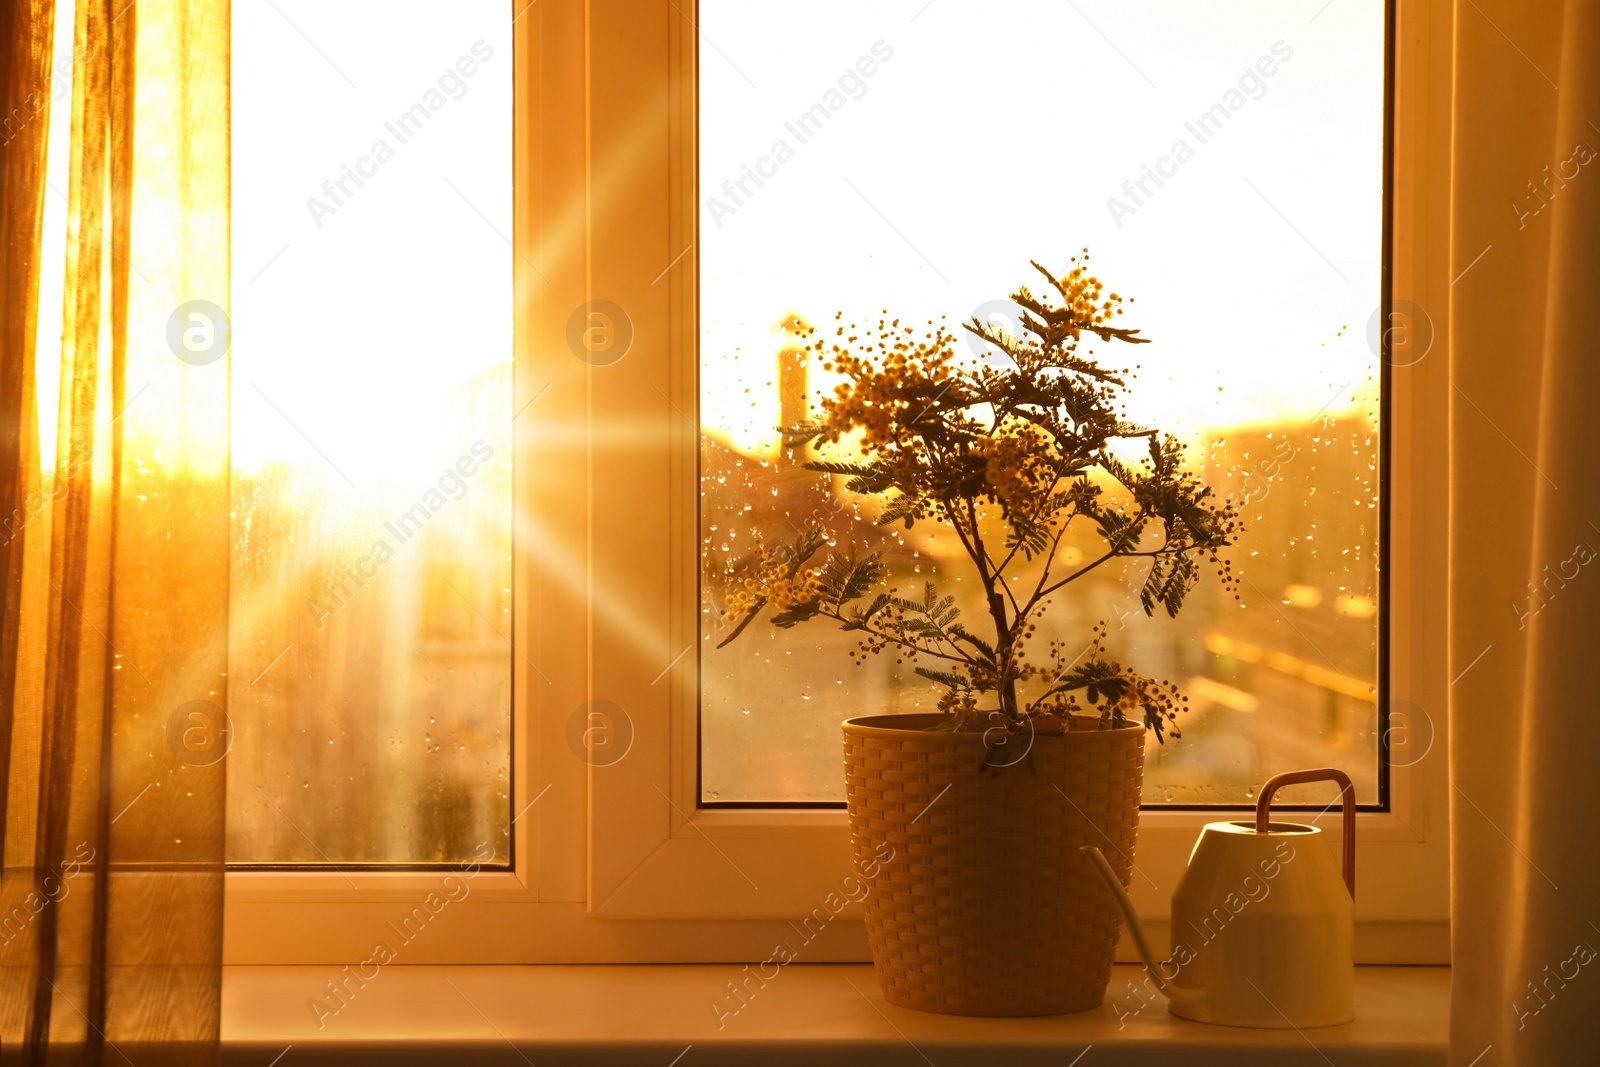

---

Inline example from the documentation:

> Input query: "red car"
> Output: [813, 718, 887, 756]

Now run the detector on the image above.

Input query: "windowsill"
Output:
[222, 963, 1449, 1065]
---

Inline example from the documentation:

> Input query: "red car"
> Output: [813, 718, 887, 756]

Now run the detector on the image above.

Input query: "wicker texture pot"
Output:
[843, 713, 1144, 1016]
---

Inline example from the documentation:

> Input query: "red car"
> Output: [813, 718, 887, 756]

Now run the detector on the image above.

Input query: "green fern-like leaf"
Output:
[877, 495, 921, 529]
[914, 666, 969, 690]
[1139, 560, 1167, 617]
[1159, 556, 1194, 618]
[1053, 658, 1129, 707]
[947, 625, 997, 666]
[817, 550, 883, 607]
[769, 601, 822, 628]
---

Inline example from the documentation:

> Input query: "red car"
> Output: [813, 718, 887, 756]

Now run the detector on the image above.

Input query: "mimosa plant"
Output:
[718, 256, 1240, 741]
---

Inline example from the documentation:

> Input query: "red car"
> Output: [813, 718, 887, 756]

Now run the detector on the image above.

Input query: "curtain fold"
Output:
[1450, 0, 1600, 1063]
[0, 0, 230, 1063]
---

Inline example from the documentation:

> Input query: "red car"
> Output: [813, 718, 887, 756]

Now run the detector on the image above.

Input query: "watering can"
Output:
[1084, 768, 1356, 1028]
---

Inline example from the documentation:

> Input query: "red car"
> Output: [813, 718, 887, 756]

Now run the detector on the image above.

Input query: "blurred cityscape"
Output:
[701, 318, 1380, 806]
[227, 365, 512, 865]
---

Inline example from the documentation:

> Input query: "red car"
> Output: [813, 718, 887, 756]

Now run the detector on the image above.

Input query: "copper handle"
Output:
[1255, 767, 1355, 898]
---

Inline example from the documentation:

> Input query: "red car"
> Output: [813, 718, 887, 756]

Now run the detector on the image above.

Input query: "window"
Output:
[697, 1, 1387, 808]
[229, 3, 514, 866]
[227, 0, 1450, 967]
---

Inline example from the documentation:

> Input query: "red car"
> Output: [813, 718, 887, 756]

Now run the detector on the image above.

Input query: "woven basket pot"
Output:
[843, 713, 1145, 1016]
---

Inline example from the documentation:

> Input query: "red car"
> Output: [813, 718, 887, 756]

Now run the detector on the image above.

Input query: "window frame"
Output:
[223, 0, 1452, 966]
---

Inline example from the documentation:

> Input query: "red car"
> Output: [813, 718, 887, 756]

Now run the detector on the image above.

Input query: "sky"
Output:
[697, 0, 1385, 454]
[231, 2, 514, 484]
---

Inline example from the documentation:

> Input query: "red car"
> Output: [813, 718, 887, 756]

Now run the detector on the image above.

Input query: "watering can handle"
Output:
[1255, 767, 1355, 898]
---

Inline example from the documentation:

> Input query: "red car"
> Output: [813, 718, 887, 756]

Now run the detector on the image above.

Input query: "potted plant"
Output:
[718, 256, 1240, 1016]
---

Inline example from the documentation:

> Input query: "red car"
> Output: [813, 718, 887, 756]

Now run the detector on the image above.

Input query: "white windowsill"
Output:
[221, 963, 1449, 1065]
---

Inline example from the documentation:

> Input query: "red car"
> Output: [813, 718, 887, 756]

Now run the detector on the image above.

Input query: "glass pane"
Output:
[700, 1, 1385, 805]
[229, 3, 513, 862]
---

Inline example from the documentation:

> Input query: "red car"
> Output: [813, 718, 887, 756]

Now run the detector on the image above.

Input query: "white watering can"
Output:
[1084, 768, 1356, 1028]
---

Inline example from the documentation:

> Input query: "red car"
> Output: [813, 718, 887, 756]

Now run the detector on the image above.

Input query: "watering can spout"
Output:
[1080, 846, 1203, 1006]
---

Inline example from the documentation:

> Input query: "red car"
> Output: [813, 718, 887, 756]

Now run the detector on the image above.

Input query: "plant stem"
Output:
[815, 606, 976, 666]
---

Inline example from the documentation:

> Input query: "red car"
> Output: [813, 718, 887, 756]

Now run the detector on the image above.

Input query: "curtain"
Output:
[0, 0, 229, 1062]
[1450, 0, 1600, 1063]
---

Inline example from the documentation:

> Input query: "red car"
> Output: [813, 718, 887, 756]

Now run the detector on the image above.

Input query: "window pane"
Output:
[699, 1, 1384, 805]
[229, 4, 513, 862]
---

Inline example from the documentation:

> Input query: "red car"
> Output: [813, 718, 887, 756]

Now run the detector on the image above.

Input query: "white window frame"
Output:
[223, 0, 1452, 966]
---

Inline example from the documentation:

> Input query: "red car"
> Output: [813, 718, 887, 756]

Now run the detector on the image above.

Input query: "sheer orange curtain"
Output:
[0, 0, 229, 1063]
[1450, 0, 1600, 1063]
